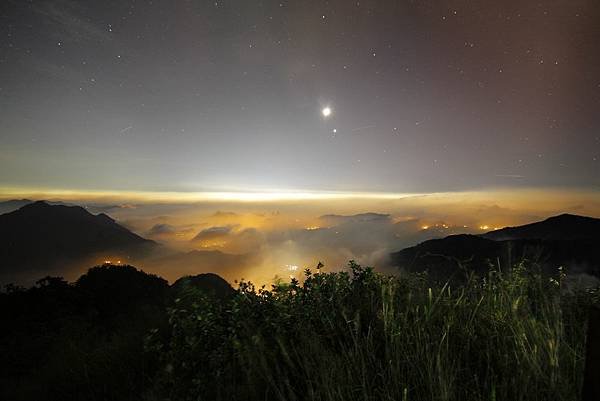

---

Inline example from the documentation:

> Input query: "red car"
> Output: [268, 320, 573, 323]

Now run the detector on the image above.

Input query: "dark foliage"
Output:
[1, 261, 598, 401]
[0, 264, 168, 401]
[171, 273, 235, 301]
[148, 262, 599, 401]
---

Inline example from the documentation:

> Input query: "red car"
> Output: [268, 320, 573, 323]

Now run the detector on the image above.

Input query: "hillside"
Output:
[482, 213, 600, 241]
[391, 214, 600, 280]
[0, 201, 156, 283]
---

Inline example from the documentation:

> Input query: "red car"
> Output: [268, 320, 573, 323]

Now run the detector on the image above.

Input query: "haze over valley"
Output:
[2, 188, 599, 285]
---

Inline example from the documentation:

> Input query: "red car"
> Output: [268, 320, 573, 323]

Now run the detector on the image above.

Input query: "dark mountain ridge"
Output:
[482, 213, 600, 241]
[391, 213, 600, 280]
[172, 272, 236, 300]
[0, 201, 156, 283]
[0, 199, 33, 215]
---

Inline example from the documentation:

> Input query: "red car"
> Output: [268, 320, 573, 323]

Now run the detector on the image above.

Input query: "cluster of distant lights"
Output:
[420, 224, 501, 231]
[285, 263, 325, 280]
[103, 259, 124, 265]
[285, 264, 299, 279]
[198, 241, 227, 248]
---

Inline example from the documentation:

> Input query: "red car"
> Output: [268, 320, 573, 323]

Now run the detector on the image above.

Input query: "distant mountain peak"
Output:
[21, 200, 74, 211]
[482, 213, 599, 241]
[390, 212, 600, 280]
[544, 213, 594, 222]
[22, 200, 50, 209]
[0, 201, 156, 284]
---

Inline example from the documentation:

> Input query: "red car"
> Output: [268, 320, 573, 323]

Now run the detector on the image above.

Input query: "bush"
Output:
[0, 265, 169, 401]
[149, 261, 599, 401]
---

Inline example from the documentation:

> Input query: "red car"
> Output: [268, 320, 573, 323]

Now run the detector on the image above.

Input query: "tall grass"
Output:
[148, 262, 598, 401]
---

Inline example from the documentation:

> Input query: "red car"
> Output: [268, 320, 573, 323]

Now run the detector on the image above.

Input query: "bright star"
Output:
[322, 107, 332, 117]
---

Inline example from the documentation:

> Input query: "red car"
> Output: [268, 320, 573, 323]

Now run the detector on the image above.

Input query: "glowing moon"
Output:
[322, 106, 332, 117]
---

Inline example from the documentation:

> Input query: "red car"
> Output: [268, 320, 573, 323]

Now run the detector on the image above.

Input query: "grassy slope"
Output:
[151, 262, 599, 401]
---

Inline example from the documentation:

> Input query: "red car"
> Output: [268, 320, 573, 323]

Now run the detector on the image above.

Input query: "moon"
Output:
[322, 106, 332, 117]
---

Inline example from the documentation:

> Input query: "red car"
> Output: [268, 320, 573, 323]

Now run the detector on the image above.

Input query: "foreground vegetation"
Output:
[2, 262, 598, 401]
[151, 262, 598, 401]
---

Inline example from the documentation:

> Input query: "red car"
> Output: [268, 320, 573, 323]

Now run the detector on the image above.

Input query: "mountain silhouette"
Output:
[391, 214, 600, 280]
[172, 272, 236, 300]
[0, 199, 85, 215]
[482, 213, 600, 241]
[0, 201, 156, 283]
[0, 199, 34, 215]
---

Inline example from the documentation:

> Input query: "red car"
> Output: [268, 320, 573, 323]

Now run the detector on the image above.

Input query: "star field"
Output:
[0, 0, 598, 193]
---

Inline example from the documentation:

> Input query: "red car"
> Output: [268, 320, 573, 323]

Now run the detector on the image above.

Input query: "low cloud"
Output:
[147, 223, 176, 236]
[192, 225, 238, 242]
[6, 189, 598, 284]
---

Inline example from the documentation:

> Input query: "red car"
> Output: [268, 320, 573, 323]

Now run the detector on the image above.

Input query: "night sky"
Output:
[1, 0, 599, 194]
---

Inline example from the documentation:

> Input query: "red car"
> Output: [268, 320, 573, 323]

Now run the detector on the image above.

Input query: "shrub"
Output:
[149, 261, 599, 401]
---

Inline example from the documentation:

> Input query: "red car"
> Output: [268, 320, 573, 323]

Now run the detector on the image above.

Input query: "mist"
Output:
[9, 188, 594, 284]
